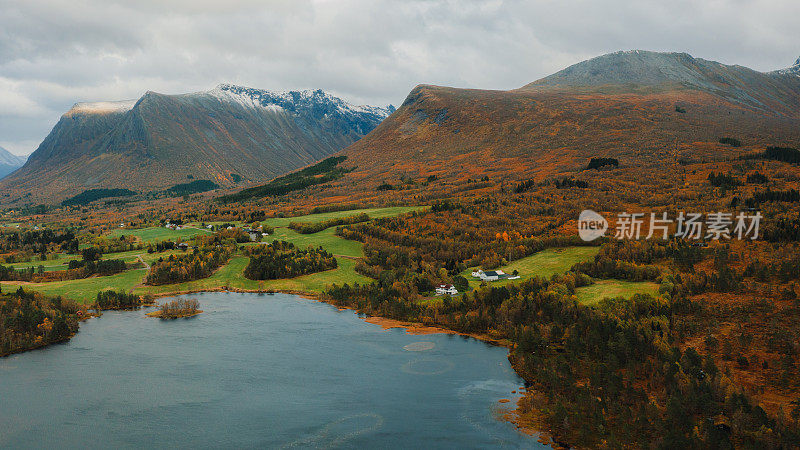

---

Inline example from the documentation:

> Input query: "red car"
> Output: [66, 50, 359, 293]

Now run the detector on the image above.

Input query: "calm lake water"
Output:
[0, 292, 542, 449]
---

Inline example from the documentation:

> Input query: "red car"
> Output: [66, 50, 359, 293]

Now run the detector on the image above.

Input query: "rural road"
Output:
[136, 255, 151, 270]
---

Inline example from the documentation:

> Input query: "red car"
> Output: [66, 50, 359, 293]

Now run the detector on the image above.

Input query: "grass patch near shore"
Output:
[134, 255, 369, 297]
[0, 269, 147, 304]
[575, 280, 660, 306]
[460, 246, 600, 290]
[4, 207, 401, 304]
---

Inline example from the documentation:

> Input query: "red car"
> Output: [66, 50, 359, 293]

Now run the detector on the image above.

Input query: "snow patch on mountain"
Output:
[66, 100, 137, 116]
[0, 146, 26, 166]
[206, 85, 285, 112]
[773, 56, 800, 76]
[209, 84, 392, 118]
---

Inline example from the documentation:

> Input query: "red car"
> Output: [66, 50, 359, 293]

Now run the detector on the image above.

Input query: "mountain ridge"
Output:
[522, 50, 800, 116]
[1, 85, 391, 203]
[317, 50, 800, 200]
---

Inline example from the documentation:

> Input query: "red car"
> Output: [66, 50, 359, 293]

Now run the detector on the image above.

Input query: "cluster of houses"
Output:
[165, 222, 270, 243]
[433, 268, 522, 296]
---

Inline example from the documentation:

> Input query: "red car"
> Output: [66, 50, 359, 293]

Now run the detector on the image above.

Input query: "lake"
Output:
[0, 292, 542, 448]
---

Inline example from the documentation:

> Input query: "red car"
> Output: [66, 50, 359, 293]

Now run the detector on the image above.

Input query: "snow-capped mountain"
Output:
[773, 56, 800, 76]
[0, 146, 26, 180]
[1, 85, 392, 202]
[210, 84, 393, 128]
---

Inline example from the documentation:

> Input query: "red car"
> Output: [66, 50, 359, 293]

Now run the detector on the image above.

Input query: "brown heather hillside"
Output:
[310, 51, 800, 198]
[334, 86, 800, 189]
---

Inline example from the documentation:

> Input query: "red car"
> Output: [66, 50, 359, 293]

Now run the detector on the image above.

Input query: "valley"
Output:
[3, 50, 800, 448]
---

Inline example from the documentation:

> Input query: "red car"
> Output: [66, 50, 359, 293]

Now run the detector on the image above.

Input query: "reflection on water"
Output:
[403, 341, 436, 351]
[0, 292, 542, 449]
[282, 413, 386, 449]
[400, 358, 456, 375]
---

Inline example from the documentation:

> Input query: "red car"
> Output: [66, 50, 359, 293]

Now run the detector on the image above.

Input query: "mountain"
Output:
[1, 85, 391, 203]
[0, 146, 26, 180]
[772, 56, 800, 76]
[321, 51, 800, 195]
[526, 50, 800, 116]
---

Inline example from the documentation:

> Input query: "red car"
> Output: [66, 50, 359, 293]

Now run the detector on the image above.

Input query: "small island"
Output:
[146, 298, 202, 319]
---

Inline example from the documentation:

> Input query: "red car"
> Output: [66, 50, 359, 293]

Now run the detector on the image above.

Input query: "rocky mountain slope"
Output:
[1, 85, 390, 203]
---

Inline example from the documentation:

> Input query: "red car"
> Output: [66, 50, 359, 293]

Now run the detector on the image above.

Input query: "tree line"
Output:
[243, 240, 337, 280]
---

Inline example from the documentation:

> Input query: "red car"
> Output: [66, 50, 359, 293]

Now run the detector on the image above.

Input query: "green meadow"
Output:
[2, 206, 423, 304]
[266, 227, 363, 257]
[4, 254, 81, 272]
[134, 256, 369, 298]
[108, 226, 210, 243]
[575, 279, 660, 306]
[460, 246, 600, 289]
[1, 269, 147, 304]
[262, 206, 427, 228]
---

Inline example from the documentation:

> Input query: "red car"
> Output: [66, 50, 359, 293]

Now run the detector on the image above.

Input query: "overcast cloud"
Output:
[1, 0, 798, 155]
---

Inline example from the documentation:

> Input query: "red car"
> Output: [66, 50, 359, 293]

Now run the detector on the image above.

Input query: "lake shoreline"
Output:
[5, 286, 556, 446]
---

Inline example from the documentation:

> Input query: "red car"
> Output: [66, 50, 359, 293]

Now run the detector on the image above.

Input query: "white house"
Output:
[435, 284, 458, 296]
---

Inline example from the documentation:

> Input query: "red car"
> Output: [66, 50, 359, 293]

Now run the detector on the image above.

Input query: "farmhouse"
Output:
[471, 269, 507, 281]
[470, 269, 521, 282]
[435, 284, 458, 296]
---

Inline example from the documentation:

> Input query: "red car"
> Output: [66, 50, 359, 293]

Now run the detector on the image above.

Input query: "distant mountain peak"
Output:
[525, 50, 727, 90]
[0, 146, 26, 180]
[773, 56, 800, 76]
[520, 50, 800, 116]
[208, 84, 392, 118]
[0, 145, 26, 166]
[2, 83, 391, 202]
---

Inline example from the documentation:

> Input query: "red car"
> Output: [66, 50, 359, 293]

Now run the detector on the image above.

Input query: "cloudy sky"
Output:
[1, 0, 798, 156]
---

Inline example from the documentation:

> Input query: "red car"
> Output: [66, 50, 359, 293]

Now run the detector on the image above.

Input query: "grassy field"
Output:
[5, 226, 368, 304]
[575, 280, 660, 306]
[267, 227, 363, 257]
[460, 246, 600, 289]
[263, 206, 427, 228]
[134, 256, 369, 297]
[0, 269, 147, 304]
[4, 206, 422, 304]
[4, 248, 184, 272]
[108, 226, 210, 243]
[4, 254, 81, 272]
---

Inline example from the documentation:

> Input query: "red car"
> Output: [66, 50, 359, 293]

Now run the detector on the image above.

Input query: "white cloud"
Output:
[0, 0, 798, 154]
[0, 78, 51, 117]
